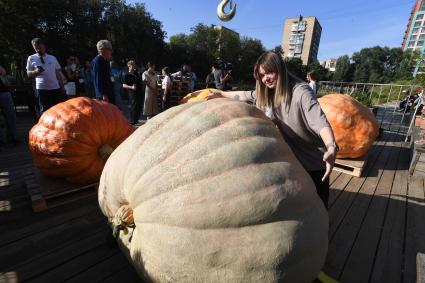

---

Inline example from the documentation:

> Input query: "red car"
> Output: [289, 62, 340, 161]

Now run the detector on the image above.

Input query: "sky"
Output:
[128, 0, 415, 61]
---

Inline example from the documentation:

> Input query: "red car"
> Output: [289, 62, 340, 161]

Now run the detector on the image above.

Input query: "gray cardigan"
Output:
[245, 83, 331, 171]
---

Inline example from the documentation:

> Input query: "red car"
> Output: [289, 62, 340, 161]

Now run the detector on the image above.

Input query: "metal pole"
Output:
[393, 87, 403, 114]
[361, 84, 366, 96]
[368, 84, 375, 103]
[405, 96, 423, 142]
[377, 85, 383, 105]
[401, 86, 414, 123]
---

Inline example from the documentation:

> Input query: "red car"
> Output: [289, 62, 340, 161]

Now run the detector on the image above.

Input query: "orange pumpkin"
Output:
[29, 97, 134, 184]
[318, 93, 379, 158]
[180, 88, 218, 103]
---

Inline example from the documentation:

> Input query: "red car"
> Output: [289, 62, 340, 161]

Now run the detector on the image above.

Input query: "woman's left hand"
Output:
[322, 148, 336, 181]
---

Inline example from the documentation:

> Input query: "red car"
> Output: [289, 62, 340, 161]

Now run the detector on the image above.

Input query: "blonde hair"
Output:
[253, 52, 293, 111]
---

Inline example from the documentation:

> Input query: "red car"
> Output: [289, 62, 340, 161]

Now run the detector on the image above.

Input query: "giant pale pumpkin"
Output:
[29, 97, 134, 184]
[180, 88, 218, 103]
[318, 93, 379, 158]
[99, 98, 328, 283]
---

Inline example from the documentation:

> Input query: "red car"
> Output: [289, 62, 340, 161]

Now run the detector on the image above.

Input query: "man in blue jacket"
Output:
[92, 40, 115, 104]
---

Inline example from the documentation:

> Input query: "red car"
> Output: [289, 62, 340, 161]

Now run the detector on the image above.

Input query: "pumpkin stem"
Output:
[98, 144, 114, 161]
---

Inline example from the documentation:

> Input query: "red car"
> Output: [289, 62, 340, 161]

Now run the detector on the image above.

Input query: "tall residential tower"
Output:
[282, 16, 322, 65]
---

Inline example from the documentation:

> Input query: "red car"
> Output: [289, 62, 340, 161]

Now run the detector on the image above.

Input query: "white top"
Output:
[161, 75, 172, 90]
[309, 81, 317, 98]
[26, 53, 61, 90]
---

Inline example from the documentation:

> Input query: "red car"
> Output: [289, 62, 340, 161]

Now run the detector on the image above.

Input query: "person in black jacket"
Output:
[91, 40, 115, 104]
[122, 60, 144, 124]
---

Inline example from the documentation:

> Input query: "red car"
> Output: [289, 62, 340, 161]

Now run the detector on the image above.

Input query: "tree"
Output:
[333, 55, 352, 82]
[307, 61, 331, 82]
[285, 57, 307, 79]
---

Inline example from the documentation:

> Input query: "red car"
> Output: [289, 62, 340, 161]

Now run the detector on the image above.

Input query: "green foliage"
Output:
[167, 25, 265, 83]
[307, 61, 331, 81]
[285, 57, 307, 79]
[333, 55, 352, 82]
[351, 46, 418, 83]
[0, 0, 165, 66]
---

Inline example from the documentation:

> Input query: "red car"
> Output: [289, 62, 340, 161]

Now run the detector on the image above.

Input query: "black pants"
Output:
[129, 92, 143, 124]
[36, 88, 67, 115]
[307, 170, 330, 209]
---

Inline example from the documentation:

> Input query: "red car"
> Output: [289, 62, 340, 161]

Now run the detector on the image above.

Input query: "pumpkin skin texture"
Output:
[180, 88, 218, 103]
[29, 97, 134, 184]
[318, 93, 379, 159]
[99, 98, 328, 283]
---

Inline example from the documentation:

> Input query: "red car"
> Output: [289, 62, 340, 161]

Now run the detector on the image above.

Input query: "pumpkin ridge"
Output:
[134, 181, 311, 229]
[128, 117, 274, 187]
[128, 129, 280, 201]
[124, 102, 270, 192]
[122, 102, 204, 183]
[131, 158, 288, 208]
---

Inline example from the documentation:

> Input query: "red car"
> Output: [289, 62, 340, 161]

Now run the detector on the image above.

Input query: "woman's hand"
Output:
[322, 147, 336, 181]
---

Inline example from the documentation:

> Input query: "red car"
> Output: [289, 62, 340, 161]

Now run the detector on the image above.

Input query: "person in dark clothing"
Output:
[0, 65, 18, 145]
[122, 60, 144, 125]
[205, 66, 216, 88]
[92, 40, 115, 104]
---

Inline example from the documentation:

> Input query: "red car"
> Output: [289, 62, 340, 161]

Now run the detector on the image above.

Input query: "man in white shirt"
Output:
[306, 71, 318, 98]
[26, 38, 66, 115]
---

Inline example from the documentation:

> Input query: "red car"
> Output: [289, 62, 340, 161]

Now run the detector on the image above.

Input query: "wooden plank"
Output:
[324, 133, 396, 279]
[339, 141, 402, 282]
[12, 226, 112, 282]
[403, 176, 425, 283]
[0, 200, 99, 247]
[0, 211, 105, 270]
[369, 144, 410, 283]
[25, 240, 120, 283]
[327, 132, 391, 236]
[99, 265, 143, 283]
[329, 173, 352, 208]
[63, 252, 136, 283]
[329, 171, 342, 185]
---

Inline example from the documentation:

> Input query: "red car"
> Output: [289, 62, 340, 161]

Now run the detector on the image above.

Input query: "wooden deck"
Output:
[0, 112, 424, 283]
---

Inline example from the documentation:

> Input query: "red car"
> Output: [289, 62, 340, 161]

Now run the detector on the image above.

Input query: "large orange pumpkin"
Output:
[99, 98, 329, 283]
[318, 93, 379, 158]
[29, 97, 134, 184]
[180, 88, 218, 103]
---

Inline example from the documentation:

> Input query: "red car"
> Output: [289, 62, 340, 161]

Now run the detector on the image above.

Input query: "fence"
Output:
[318, 81, 422, 140]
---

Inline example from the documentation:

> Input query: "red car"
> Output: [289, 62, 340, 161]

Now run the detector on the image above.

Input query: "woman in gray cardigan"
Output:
[208, 52, 338, 209]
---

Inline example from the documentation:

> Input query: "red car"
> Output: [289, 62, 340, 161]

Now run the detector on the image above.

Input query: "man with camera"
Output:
[26, 38, 66, 115]
[213, 61, 232, 91]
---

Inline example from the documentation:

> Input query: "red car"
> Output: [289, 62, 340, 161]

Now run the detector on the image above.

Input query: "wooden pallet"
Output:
[24, 167, 98, 212]
[333, 154, 368, 177]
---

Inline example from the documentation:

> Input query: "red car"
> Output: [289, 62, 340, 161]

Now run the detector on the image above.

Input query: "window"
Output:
[298, 21, 307, 31]
[409, 41, 415, 47]
[417, 14, 424, 20]
[420, 34, 425, 40]
[421, 26, 425, 33]
[417, 40, 424, 47]
[412, 35, 418, 40]
[294, 45, 302, 54]
[295, 34, 304, 44]
[413, 27, 420, 34]
[415, 21, 422, 27]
